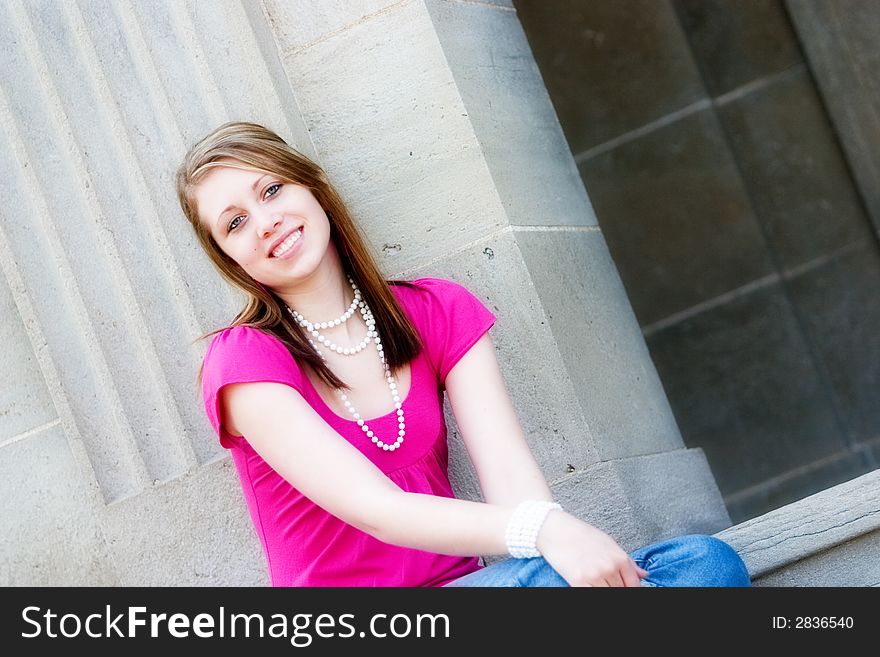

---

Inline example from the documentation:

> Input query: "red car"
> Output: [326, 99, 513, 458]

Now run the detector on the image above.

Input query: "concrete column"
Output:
[0, 0, 728, 584]
[259, 0, 730, 551]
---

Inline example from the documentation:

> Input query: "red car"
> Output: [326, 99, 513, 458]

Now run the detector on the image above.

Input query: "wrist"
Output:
[504, 500, 562, 558]
[534, 506, 563, 555]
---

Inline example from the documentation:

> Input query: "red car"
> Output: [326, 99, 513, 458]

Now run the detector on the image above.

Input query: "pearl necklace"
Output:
[287, 276, 405, 452]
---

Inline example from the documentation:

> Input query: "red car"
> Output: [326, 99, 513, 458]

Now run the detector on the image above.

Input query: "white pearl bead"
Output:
[287, 278, 405, 453]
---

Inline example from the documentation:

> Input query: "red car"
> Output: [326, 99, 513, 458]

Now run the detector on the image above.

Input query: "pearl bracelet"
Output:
[504, 500, 562, 559]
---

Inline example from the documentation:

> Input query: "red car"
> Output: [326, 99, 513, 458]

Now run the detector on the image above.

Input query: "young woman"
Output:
[176, 122, 751, 588]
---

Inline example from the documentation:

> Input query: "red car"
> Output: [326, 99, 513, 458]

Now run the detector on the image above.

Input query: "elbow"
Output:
[356, 489, 404, 544]
[350, 489, 405, 543]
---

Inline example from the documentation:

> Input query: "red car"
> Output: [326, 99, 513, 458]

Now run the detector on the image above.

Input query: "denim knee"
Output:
[632, 534, 751, 587]
[681, 534, 751, 587]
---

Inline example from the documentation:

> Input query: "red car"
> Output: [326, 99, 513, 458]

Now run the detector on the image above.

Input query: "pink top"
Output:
[201, 277, 497, 586]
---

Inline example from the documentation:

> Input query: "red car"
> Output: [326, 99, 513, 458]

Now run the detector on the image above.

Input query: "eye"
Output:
[264, 183, 282, 200]
[228, 214, 245, 232]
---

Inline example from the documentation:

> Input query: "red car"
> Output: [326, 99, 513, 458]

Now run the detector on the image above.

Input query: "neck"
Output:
[283, 278, 352, 320]
[275, 263, 362, 340]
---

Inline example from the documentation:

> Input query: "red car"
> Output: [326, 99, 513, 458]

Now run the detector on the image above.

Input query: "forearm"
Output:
[444, 333, 556, 507]
[480, 456, 554, 507]
[370, 491, 516, 557]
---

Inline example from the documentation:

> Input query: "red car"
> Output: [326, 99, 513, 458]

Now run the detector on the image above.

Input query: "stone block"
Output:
[580, 109, 774, 327]
[399, 231, 600, 488]
[725, 450, 871, 524]
[262, 0, 400, 53]
[614, 447, 732, 544]
[787, 241, 880, 446]
[675, 0, 803, 96]
[517, 228, 683, 459]
[549, 447, 729, 553]
[547, 462, 636, 546]
[0, 424, 116, 585]
[100, 457, 267, 585]
[425, 0, 595, 228]
[647, 281, 847, 499]
[516, 0, 705, 153]
[718, 67, 871, 269]
[282, 0, 506, 274]
[785, 0, 880, 232]
[0, 275, 56, 442]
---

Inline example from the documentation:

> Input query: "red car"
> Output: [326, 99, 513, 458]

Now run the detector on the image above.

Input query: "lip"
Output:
[268, 227, 303, 258]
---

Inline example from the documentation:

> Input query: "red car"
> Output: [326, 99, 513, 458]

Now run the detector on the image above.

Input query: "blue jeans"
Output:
[443, 534, 751, 587]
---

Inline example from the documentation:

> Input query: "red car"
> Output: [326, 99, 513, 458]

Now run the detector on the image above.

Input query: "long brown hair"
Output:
[176, 121, 423, 390]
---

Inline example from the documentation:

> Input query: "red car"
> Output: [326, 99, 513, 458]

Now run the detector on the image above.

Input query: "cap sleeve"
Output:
[201, 325, 307, 449]
[410, 278, 497, 387]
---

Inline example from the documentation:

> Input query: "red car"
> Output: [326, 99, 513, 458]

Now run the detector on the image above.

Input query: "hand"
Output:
[535, 510, 649, 587]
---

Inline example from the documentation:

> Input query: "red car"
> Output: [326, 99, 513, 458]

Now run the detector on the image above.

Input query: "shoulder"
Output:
[394, 276, 496, 337]
[391, 276, 482, 310]
[200, 325, 305, 447]
[202, 324, 297, 380]
[395, 278, 496, 384]
[208, 324, 279, 349]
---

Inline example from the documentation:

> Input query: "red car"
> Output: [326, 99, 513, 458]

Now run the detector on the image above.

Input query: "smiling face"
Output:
[194, 162, 334, 293]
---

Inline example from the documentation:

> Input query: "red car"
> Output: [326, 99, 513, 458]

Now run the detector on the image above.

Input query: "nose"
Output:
[258, 211, 283, 239]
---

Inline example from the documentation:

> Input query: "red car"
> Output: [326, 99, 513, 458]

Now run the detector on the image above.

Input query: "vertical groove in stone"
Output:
[172, 0, 231, 124]
[188, 0, 298, 142]
[64, 0, 204, 471]
[122, 0, 245, 320]
[241, 0, 320, 157]
[109, 0, 243, 325]
[2, 0, 332, 491]
[129, 0, 229, 132]
[9, 0, 197, 489]
[0, 226, 105, 510]
[20, 0, 194, 476]
[0, 77, 149, 501]
[111, 0, 188, 156]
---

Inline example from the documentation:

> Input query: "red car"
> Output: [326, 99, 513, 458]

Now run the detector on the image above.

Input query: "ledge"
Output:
[715, 469, 880, 578]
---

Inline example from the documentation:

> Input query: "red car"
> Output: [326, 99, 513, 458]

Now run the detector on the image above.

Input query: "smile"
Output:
[271, 228, 303, 257]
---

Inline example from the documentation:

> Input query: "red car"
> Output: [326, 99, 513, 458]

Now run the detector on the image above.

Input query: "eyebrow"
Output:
[214, 173, 270, 230]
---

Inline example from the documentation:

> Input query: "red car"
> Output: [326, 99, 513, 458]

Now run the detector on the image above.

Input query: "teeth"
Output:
[272, 229, 302, 257]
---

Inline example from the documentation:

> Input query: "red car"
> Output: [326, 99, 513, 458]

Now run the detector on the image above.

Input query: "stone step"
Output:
[716, 469, 880, 586]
